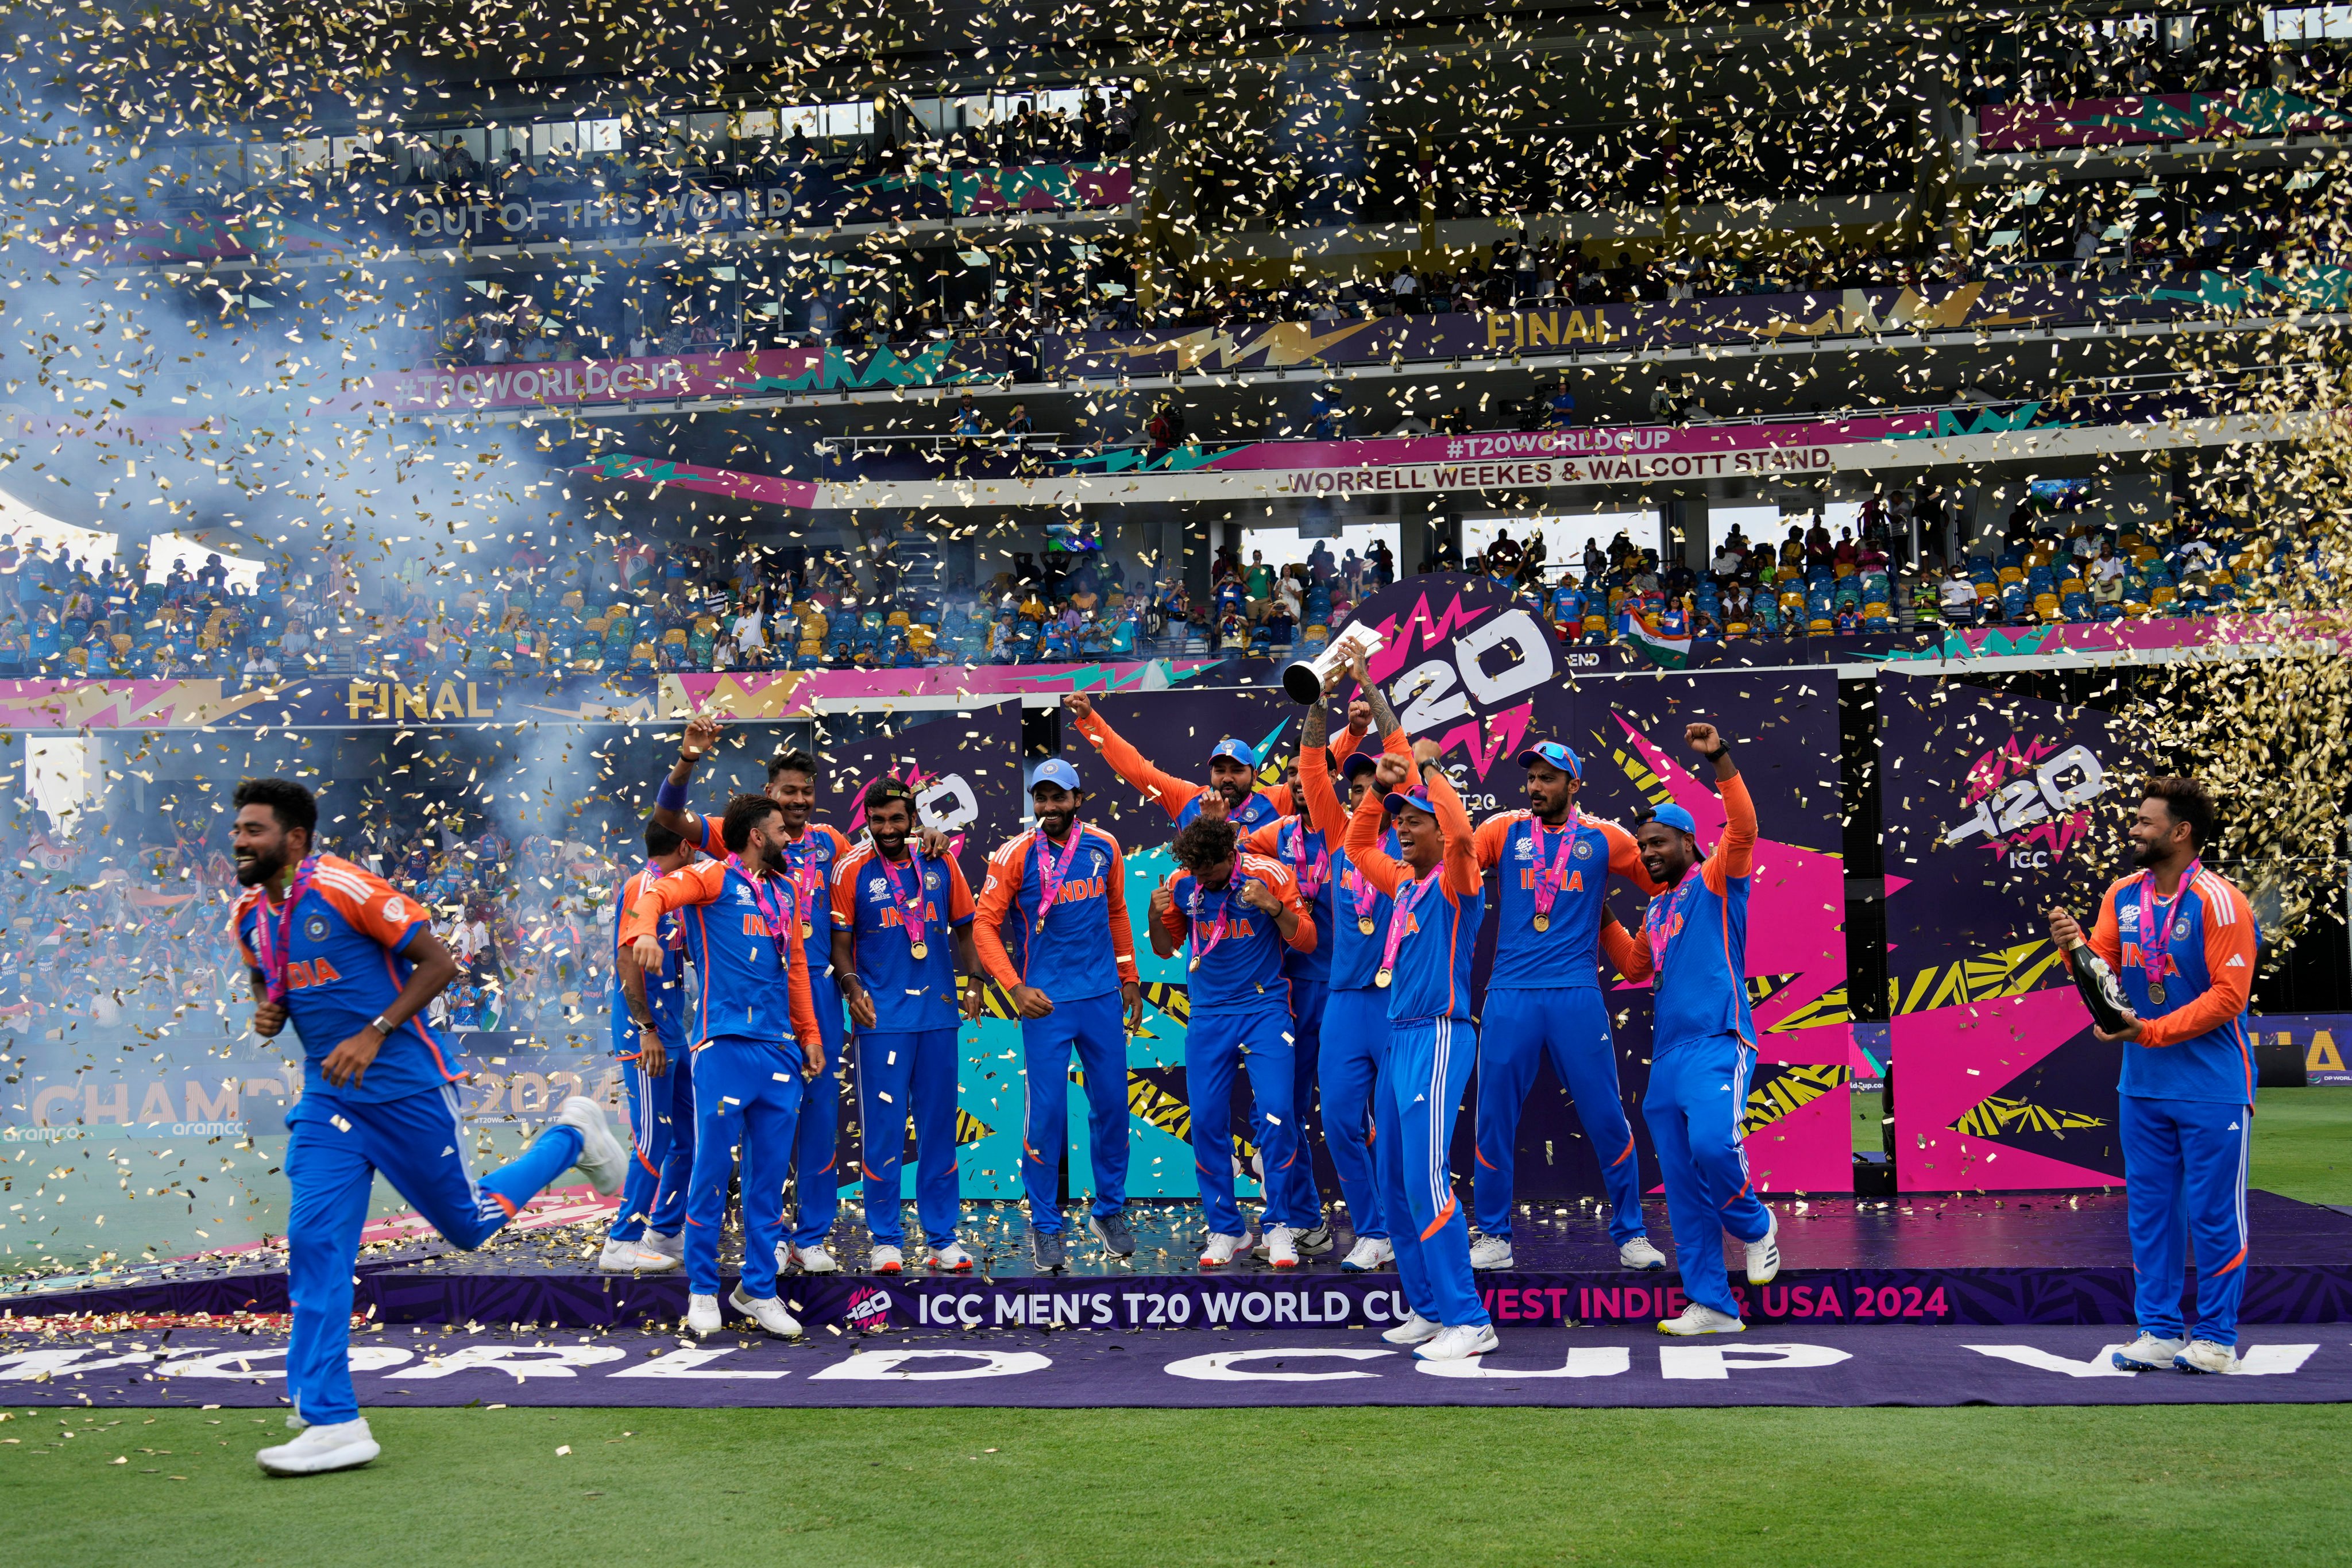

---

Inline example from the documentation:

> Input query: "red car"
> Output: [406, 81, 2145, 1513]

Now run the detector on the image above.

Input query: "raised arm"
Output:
[1687, 724, 1755, 896]
[652, 714, 726, 855]
[1342, 764, 1409, 897]
[1064, 693, 1200, 821]
[1417, 748, 1481, 898]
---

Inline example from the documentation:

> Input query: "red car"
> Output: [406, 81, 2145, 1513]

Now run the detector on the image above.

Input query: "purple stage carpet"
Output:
[3, 1324, 2347, 1408]
[8, 1191, 2351, 1335]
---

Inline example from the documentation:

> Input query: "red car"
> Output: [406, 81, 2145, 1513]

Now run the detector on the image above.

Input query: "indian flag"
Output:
[1620, 612, 1691, 669]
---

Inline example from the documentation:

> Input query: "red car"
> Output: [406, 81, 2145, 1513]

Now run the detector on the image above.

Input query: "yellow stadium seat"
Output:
[2060, 578, 2085, 595]
[111, 634, 132, 657]
[562, 590, 584, 610]
[1975, 582, 1997, 601]
[886, 609, 911, 628]
[662, 627, 688, 646]
[2034, 592, 2061, 620]
[797, 638, 822, 656]
[1997, 566, 2025, 585]
[629, 640, 658, 666]
[1808, 617, 1833, 635]
[1863, 601, 1891, 619]
[2150, 585, 2178, 607]
[1833, 561, 1855, 578]
[586, 616, 610, 634]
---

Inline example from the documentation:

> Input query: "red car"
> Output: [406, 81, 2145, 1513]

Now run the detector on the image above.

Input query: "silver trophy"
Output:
[1282, 621, 1386, 704]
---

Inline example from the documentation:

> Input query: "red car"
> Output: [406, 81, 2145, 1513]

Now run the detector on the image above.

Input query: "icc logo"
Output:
[844, 1285, 893, 1331]
[868, 878, 887, 898]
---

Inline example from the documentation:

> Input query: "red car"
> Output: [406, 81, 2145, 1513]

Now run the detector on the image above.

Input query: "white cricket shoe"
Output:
[870, 1245, 905, 1275]
[1199, 1231, 1251, 1267]
[1659, 1303, 1746, 1336]
[1467, 1234, 1515, 1270]
[552, 1096, 628, 1196]
[2111, 1333, 2187, 1372]
[597, 1238, 677, 1273]
[1264, 1226, 1299, 1269]
[728, 1287, 804, 1339]
[685, 1293, 723, 1338]
[928, 1241, 975, 1272]
[1340, 1237, 1393, 1272]
[256, 1418, 380, 1476]
[2174, 1339, 2239, 1374]
[1744, 1212, 1782, 1285]
[1619, 1237, 1668, 1272]
[644, 1229, 685, 1261]
[1381, 1312, 1443, 1346]
[1414, 1323, 1500, 1362]
[793, 1243, 840, 1274]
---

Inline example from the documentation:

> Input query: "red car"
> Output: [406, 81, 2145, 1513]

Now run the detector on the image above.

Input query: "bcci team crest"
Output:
[304, 915, 330, 941]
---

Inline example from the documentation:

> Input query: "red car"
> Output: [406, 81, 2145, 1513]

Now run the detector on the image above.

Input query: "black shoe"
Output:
[1088, 1209, 1137, 1257]
[1293, 1222, 1335, 1257]
[1031, 1230, 1067, 1272]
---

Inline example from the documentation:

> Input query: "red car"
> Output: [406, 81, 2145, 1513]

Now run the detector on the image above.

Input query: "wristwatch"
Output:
[369, 1014, 397, 1037]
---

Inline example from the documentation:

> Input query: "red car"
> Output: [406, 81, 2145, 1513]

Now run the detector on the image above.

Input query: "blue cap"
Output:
[1647, 804, 1698, 836]
[1516, 740, 1583, 779]
[1384, 786, 1439, 818]
[1341, 751, 1382, 781]
[1208, 738, 1257, 767]
[1029, 759, 1082, 793]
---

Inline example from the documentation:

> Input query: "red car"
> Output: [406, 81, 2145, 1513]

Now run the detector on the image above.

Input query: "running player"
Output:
[1468, 740, 1667, 1273]
[2049, 776, 2257, 1374]
[234, 779, 627, 1476]
[1594, 723, 1783, 1337]
[622, 793, 826, 1341]
[832, 778, 981, 1273]
[652, 717, 940, 1273]
[599, 818, 697, 1273]
[1148, 813, 1318, 1265]
[1061, 690, 1365, 832]
[1292, 648, 1413, 1272]
[1341, 743, 1494, 1361]
[974, 759, 1144, 1272]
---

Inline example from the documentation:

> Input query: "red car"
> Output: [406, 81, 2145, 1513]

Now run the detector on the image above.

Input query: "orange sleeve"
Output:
[1598, 912, 1654, 983]
[945, 855, 976, 923]
[696, 813, 725, 858]
[1699, 773, 1758, 895]
[1242, 822, 1283, 857]
[1331, 724, 1368, 767]
[310, 861, 427, 952]
[1343, 786, 1407, 896]
[2137, 882, 2257, 1049]
[1472, 814, 1510, 871]
[829, 851, 863, 930]
[609, 875, 644, 960]
[1158, 876, 1191, 943]
[2086, 883, 2124, 974]
[971, 839, 1025, 990]
[786, 924, 822, 1054]
[1602, 820, 1662, 895]
[620, 859, 725, 945]
[231, 894, 259, 968]
[1261, 863, 1315, 953]
[1299, 743, 1350, 841]
[1104, 833, 1139, 985]
[1073, 708, 1204, 822]
[1426, 766, 1480, 898]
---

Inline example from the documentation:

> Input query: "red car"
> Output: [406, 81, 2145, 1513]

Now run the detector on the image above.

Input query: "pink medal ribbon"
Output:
[781, 835, 824, 941]
[1345, 863, 1382, 936]
[727, 855, 797, 967]
[1185, 880, 1237, 972]
[1374, 868, 1442, 988]
[1645, 878, 1696, 974]
[1527, 809, 1581, 932]
[1033, 825, 1087, 936]
[1288, 822, 1329, 899]
[2138, 859, 2201, 1006]
[252, 855, 320, 1004]
[879, 851, 932, 959]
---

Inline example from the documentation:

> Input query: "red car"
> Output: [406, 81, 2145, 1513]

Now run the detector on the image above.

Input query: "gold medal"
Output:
[2147, 981, 2165, 1005]
[909, 941, 929, 960]
[1533, 914, 1550, 932]
[1358, 917, 1376, 935]
[1189, 956, 1202, 972]
[1374, 967, 1393, 988]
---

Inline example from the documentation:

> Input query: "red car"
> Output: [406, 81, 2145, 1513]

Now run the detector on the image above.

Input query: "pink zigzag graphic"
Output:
[1611, 715, 1906, 1044]
[1432, 700, 1533, 783]
[1364, 590, 1491, 685]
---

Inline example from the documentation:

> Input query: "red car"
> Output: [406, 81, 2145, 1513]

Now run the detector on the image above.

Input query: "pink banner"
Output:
[569, 454, 817, 509]
[1206, 416, 1927, 473]
[1979, 90, 2352, 151]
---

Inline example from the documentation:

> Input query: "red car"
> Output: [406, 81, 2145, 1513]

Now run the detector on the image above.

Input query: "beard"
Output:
[1039, 810, 1076, 838]
[233, 848, 284, 888]
[2129, 839, 2163, 867]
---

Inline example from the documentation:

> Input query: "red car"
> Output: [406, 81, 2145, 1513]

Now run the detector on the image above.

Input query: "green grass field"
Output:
[10, 1405, 2352, 1566]
[8, 1089, 2346, 1565]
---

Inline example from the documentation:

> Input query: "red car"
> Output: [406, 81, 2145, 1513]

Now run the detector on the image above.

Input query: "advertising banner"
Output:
[1978, 90, 2352, 151]
[1880, 675, 2151, 1192]
[1065, 573, 1855, 1201]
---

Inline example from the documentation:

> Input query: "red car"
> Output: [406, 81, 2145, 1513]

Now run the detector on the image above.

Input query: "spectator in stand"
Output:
[240, 644, 280, 688]
[1107, 92, 1133, 153]
[1940, 565, 1980, 622]
[1369, 539, 1395, 586]
[1803, 517, 1833, 566]
[1485, 529, 1523, 580]
[1002, 403, 1035, 440]
[1390, 265, 1419, 315]
[1709, 539, 1744, 580]
[1833, 530, 1860, 571]
[1307, 539, 1337, 586]
[1243, 551, 1276, 619]
[952, 392, 986, 437]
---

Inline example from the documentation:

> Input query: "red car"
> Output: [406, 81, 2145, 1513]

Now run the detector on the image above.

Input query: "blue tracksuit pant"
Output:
[1375, 1017, 1486, 1328]
[684, 1038, 805, 1299]
[1643, 1033, 1772, 1318]
[285, 1086, 582, 1425]
[787, 979, 847, 1248]
[1476, 987, 1646, 1243]
[856, 1026, 962, 1249]
[1319, 986, 1388, 1241]
[2121, 1093, 2251, 1343]
[1019, 990, 1131, 1233]
[1188, 1003, 1307, 1236]
[610, 1035, 693, 1243]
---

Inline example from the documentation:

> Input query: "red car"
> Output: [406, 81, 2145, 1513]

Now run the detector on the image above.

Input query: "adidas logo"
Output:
[2229, 1122, 2241, 1131]
[2226, 955, 2246, 967]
